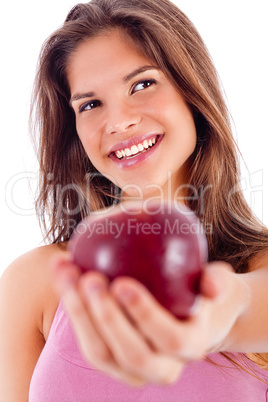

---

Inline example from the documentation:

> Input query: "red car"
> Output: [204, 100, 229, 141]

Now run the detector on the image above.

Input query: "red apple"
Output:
[68, 201, 208, 319]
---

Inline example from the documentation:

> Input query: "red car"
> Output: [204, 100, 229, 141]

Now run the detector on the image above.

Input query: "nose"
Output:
[105, 102, 141, 135]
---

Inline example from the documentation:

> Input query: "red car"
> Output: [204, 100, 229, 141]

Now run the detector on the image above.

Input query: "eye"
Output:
[131, 79, 156, 95]
[79, 99, 102, 113]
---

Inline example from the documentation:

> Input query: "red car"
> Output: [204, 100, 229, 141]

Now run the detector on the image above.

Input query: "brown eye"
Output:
[131, 79, 156, 95]
[79, 99, 102, 113]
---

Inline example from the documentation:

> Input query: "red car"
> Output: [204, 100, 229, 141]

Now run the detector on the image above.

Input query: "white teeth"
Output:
[143, 140, 149, 149]
[114, 136, 157, 159]
[131, 145, 139, 155]
[125, 148, 131, 156]
[115, 150, 123, 158]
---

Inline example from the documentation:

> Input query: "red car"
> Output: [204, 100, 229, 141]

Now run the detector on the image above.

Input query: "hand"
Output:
[50, 254, 248, 387]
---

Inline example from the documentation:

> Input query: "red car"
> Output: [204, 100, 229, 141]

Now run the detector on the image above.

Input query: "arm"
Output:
[223, 265, 268, 352]
[50, 254, 268, 386]
[0, 246, 61, 401]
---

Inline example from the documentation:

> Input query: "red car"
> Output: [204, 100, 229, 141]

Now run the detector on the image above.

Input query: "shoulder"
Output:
[0, 242, 68, 338]
[1, 242, 67, 298]
[248, 250, 268, 272]
[0, 243, 68, 399]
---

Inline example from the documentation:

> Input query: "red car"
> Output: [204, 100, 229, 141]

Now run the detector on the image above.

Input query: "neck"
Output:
[121, 171, 191, 206]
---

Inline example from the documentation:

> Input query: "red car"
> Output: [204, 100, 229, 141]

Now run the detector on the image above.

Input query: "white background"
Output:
[1, 0, 267, 276]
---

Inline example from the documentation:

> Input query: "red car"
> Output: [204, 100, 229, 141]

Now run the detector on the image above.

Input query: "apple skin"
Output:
[68, 202, 208, 319]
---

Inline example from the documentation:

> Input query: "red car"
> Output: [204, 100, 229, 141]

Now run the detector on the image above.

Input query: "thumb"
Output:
[200, 261, 233, 300]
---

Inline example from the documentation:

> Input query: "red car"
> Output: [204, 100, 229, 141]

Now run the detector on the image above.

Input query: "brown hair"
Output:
[31, 0, 268, 368]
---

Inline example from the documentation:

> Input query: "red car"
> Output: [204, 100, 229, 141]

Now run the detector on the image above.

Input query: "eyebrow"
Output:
[69, 65, 159, 105]
[70, 91, 96, 105]
[122, 65, 159, 84]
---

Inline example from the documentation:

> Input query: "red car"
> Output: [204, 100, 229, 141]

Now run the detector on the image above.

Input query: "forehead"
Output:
[66, 29, 153, 88]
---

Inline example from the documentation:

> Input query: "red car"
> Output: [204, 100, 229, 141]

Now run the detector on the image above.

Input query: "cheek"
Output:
[163, 98, 197, 153]
[144, 89, 193, 127]
[75, 118, 100, 155]
[168, 96, 196, 136]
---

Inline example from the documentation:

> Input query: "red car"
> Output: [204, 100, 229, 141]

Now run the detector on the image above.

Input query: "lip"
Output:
[109, 134, 164, 168]
[108, 133, 163, 155]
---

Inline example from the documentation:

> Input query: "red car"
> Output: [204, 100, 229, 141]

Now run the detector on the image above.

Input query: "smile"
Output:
[114, 136, 158, 160]
[108, 134, 164, 168]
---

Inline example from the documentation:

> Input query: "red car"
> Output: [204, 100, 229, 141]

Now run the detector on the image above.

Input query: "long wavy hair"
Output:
[31, 0, 268, 369]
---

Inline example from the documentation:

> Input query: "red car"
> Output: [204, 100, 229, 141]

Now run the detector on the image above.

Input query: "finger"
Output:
[200, 262, 234, 300]
[50, 257, 149, 386]
[50, 261, 114, 373]
[81, 273, 184, 385]
[62, 284, 113, 363]
[49, 252, 80, 294]
[111, 277, 209, 361]
[200, 267, 221, 299]
[62, 273, 148, 387]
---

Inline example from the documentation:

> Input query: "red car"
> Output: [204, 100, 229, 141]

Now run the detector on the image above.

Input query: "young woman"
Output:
[1, 0, 268, 400]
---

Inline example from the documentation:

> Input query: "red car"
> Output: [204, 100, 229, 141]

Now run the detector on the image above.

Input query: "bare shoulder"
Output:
[0, 243, 68, 400]
[248, 250, 268, 272]
[1, 243, 68, 335]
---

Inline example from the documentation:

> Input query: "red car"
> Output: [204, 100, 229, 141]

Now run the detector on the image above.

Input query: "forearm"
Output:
[221, 266, 268, 353]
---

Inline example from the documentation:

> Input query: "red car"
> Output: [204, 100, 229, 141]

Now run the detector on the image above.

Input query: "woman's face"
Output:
[67, 30, 197, 199]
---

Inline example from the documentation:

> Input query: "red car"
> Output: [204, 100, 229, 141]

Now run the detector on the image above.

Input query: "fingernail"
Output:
[87, 280, 106, 297]
[57, 276, 76, 294]
[116, 287, 136, 303]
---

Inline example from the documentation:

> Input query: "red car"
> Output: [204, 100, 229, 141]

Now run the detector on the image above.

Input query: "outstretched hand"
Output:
[50, 254, 248, 386]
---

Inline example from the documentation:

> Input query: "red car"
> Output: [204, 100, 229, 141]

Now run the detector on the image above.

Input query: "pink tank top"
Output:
[29, 301, 268, 401]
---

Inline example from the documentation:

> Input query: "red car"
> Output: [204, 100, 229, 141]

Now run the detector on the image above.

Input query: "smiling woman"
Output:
[1, 0, 268, 401]
[67, 30, 197, 196]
